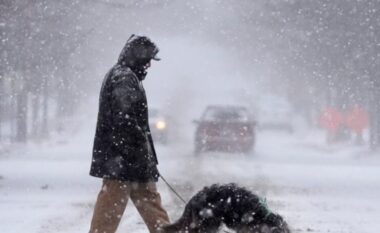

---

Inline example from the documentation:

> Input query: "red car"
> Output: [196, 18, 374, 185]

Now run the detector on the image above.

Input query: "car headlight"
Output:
[156, 120, 166, 130]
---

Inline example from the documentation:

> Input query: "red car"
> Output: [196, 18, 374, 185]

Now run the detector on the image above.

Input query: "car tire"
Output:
[242, 144, 254, 155]
[242, 149, 250, 155]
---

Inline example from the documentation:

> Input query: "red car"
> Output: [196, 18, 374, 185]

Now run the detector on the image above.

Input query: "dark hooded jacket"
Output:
[90, 36, 160, 182]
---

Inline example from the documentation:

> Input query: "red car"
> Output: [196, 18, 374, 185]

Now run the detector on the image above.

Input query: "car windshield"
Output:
[202, 107, 249, 122]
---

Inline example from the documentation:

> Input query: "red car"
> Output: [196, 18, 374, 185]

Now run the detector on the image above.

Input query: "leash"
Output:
[160, 174, 187, 204]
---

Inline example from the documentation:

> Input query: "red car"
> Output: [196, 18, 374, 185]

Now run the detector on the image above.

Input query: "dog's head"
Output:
[259, 224, 291, 233]
[254, 213, 291, 233]
[161, 209, 221, 233]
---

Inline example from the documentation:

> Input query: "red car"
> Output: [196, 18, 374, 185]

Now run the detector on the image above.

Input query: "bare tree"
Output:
[1, 0, 88, 143]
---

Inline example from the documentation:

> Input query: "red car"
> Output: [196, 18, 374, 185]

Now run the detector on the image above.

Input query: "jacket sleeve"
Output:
[111, 74, 147, 146]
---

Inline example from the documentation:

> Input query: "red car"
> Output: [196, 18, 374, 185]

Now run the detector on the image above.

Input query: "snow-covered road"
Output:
[0, 130, 379, 233]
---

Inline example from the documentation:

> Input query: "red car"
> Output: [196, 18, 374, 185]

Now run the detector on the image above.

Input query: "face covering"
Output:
[132, 66, 147, 81]
[135, 58, 151, 80]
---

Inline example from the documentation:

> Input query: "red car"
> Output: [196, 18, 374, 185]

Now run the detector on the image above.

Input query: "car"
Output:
[193, 105, 256, 154]
[149, 108, 169, 144]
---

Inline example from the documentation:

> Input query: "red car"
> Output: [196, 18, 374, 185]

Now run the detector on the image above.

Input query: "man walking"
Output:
[89, 35, 170, 233]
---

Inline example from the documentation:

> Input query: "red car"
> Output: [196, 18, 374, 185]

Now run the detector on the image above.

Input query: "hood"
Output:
[117, 34, 160, 69]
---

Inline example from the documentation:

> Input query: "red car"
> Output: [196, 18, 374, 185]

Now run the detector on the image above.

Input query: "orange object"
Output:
[319, 107, 343, 132]
[345, 106, 369, 133]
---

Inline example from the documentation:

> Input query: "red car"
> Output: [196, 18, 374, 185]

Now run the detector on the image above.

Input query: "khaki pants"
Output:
[89, 179, 170, 233]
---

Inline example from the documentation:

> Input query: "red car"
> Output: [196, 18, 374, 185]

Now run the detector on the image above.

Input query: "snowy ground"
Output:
[1, 125, 379, 233]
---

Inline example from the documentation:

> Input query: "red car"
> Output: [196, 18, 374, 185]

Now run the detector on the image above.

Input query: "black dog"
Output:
[162, 183, 290, 233]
